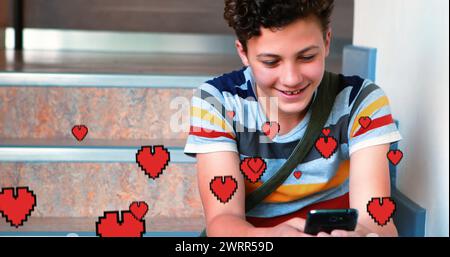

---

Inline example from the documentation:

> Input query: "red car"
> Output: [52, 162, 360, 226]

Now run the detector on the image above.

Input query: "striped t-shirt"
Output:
[184, 66, 402, 218]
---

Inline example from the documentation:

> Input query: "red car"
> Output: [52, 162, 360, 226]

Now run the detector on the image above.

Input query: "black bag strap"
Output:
[245, 71, 341, 212]
[200, 71, 341, 236]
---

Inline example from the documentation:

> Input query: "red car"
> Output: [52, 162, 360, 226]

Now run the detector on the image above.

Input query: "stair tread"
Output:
[0, 139, 195, 162]
[0, 50, 343, 87]
[0, 50, 242, 76]
[0, 138, 187, 148]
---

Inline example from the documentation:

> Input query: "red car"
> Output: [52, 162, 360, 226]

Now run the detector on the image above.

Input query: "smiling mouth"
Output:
[277, 84, 310, 96]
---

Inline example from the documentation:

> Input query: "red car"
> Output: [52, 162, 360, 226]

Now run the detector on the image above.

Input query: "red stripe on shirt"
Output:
[353, 114, 394, 138]
[246, 192, 349, 228]
[189, 126, 235, 140]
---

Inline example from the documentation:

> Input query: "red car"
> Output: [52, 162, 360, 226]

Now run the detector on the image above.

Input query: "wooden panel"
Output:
[22, 0, 233, 34]
[0, 0, 9, 28]
[2, 0, 353, 38]
[0, 30, 4, 48]
[0, 0, 5, 49]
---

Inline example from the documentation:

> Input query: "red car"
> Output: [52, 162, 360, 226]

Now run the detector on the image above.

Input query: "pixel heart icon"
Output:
[96, 211, 146, 237]
[358, 116, 372, 129]
[210, 176, 238, 204]
[136, 145, 170, 180]
[262, 121, 280, 140]
[0, 187, 37, 228]
[129, 201, 148, 221]
[315, 136, 338, 159]
[226, 111, 236, 119]
[367, 197, 396, 226]
[293, 171, 302, 180]
[240, 157, 267, 183]
[96, 201, 148, 237]
[322, 128, 331, 136]
[71, 125, 88, 142]
[387, 149, 403, 166]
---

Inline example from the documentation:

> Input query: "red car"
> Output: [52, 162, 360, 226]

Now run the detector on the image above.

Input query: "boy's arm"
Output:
[347, 143, 399, 237]
[197, 151, 252, 236]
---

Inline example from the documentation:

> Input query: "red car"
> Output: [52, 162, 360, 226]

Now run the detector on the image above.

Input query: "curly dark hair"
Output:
[224, 0, 334, 52]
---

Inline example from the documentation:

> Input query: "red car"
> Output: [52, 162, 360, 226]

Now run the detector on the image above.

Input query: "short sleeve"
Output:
[183, 83, 238, 157]
[347, 82, 402, 155]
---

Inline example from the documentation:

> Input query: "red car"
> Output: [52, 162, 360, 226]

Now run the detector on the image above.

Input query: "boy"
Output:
[184, 0, 401, 237]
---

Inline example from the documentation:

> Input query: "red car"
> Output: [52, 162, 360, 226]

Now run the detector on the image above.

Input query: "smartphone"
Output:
[304, 208, 358, 235]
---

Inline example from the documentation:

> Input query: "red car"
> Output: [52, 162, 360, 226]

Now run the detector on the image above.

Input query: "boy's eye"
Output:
[262, 60, 278, 66]
[300, 55, 316, 61]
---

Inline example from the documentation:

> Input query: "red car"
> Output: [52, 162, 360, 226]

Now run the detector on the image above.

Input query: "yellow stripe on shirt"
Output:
[190, 106, 234, 134]
[245, 160, 350, 203]
[350, 96, 389, 138]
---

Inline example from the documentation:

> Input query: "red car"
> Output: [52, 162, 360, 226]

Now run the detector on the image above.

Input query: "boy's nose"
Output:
[279, 64, 304, 88]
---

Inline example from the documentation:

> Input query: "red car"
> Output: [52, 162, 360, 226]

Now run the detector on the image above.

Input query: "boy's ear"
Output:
[235, 40, 250, 66]
[324, 28, 332, 57]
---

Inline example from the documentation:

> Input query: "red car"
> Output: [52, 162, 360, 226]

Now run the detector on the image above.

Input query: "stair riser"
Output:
[0, 87, 195, 140]
[0, 162, 202, 218]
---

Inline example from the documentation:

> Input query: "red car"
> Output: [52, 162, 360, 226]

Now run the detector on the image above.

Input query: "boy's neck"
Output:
[277, 110, 308, 136]
[256, 91, 313, 136]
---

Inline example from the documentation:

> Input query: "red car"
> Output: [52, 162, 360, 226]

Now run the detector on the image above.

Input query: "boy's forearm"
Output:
[207, 214, 272, 237]
[376, 223, 399, 237]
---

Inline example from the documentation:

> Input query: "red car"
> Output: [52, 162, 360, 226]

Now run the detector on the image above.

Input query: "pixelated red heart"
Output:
[293, 171, 302, 180]
[322, 128, 331, 136]
[240, 157, 267, 183]
[227, 111, 235, 119]
[262, 121, 280, 140]
[358, 116, 372, 129]
[96, 211, 146, 237]
[136, 145, 170, 179]
[0, 187, 37, 228]
[315, 136, 338, 159]
[209, 176, 238, 204]
[367, 197, 396, 226]
[71, 125, 88, 141]
[129, 201, 148, 220]
[387, 150, 403, 166]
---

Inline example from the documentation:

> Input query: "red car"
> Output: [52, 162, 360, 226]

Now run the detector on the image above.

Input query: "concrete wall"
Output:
[353, 0, 449, 236]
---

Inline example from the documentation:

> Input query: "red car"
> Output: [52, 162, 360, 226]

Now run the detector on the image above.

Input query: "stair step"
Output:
[0, 86, 194, 140]
[0, 50, 345, 84]
[0, 72, 211, 88]
[0, 50, 242, 80]
[0, 50, 243, 141]
[0, 162, 201, 218]
[0, 217, 204, 236]
[0, 139, 194, 163]
[0, 231, 201, 237]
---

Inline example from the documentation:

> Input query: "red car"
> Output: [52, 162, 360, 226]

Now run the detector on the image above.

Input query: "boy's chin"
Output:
[278, 105, 308, 117]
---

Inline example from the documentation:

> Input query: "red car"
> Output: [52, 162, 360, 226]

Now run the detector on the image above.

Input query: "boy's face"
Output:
[236, 16, 331, 118]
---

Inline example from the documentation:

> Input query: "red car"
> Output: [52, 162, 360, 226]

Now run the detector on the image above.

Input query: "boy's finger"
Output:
[317, 232, 332, 237]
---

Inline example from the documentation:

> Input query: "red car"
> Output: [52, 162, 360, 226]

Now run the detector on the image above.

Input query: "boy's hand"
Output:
[269, 218, 313, 237]
[316, 223, 379, 237]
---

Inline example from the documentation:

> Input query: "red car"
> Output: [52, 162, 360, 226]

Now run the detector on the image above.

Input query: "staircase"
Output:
[0, 50, 242, 236]
[0, 0, 353, 237]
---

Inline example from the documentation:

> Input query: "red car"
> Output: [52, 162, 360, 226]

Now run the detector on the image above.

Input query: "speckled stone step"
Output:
[0, 217, 204, 236]
[0, 162, 202, 219]
[0, 50, 243, 142]
[0, 86, 196, 141]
